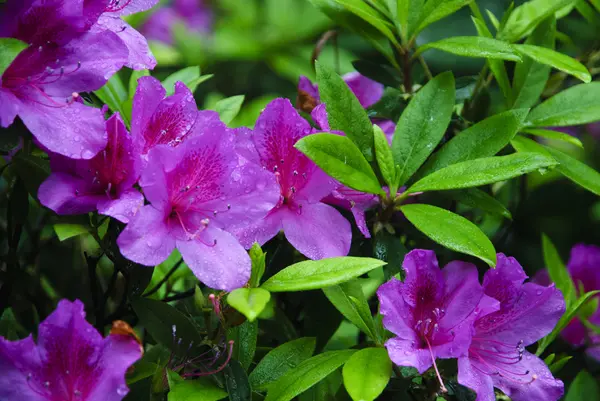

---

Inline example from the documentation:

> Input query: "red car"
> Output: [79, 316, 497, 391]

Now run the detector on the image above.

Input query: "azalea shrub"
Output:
[2, 0, 600, 400]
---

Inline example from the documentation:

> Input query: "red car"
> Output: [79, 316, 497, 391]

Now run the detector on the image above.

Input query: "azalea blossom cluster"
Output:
[378, 249, 566, 401]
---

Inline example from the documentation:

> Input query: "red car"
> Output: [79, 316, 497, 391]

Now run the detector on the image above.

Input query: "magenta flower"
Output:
[322, 187, 378, 238]
[131, 76, 221, 156]
[117, 120, 279, 290]
[232, 98, 352, 260]
[89, 0, 159, 70]
[298, 72, 395, 138]
[0, 299, 141, 401]
[377, 249, 483, 390]
[458, 254, 565, 401]
[142, 0, 212, 45]
[38, 113, 143, 223]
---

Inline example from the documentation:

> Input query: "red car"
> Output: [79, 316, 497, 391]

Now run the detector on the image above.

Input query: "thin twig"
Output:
[144, 259, 184, 297]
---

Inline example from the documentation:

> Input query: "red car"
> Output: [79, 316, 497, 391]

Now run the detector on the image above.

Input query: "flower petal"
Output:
[97, 188, 144, 223]
[0, 335, 45, 401]
[439, 260, 482, 332]
[493, 351, 564, 401]
[94, 16, 156, 70]
[343, 72, 384, 108]
[17, 100, 107, 159]
[231, 207, 284, 249]
[0, 89, 20, 127]
[401, 249, 444, 308]
[298, 75, 320, 101]
[310, 103, 329, 131]
[567, 243, 600, 293]
[38, 173, 103, 214]
[131, 76, 166, 147]
[117, 205, 175, 266]
[281, 202, 351, 259]
[177, 227, 251, 290]
[385, 337, 433, 374]
[377, 278, 416, 339]
[107, 0, 159, 16]
[458, 356, 496, 401]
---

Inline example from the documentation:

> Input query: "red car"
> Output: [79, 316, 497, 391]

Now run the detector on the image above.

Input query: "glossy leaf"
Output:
[249, 338, 317, 391]
[397, 0, 424, 40]
[12, 154, 50, 198]
[500, 0, 574, 43]
[522, 128, 583, 149]
[408, 152, 558, 193]
[168, 376, 227, 401]
[249, 243, 267, 287]
[328, 0, 398, 45]
[416, 37, 522, 62]
[445, 188, 512, 220]
[131, 297, 203, 355]
[565, 370, 599, 401]
[526, 82, 600, 127]
[0, 38, 27, 76]
[215, 95, 245, 125]
[542, 234, 576, 307]
[342, 348, 392, 401]
[224, 360, 252, 401]
[265, 350, 356, 401]
[414, 0, 474, 36]
[391, 71, 455, 186]
[295, 133, 382, 194]
[95, 73, 128, 115]
[544, 146, 600, 196]
[400, 204, 496, 266]
[418, 109, 528, 176]
[514, 44, 591, 83]
[316, 62, 375, 161]
[322, 280, 376, 339]
[261, 257, 386, 292]
[227, 288, 271, 322]
[373, 125, 397, 190]
[53, 223, 89, 241]
[228, 320, 258, 371]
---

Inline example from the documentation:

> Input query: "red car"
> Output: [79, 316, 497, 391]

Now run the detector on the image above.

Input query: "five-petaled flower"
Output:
[232, 98, 352, 260]
[377, 249, 484, 391]
[458, 254, 565, 401]
[38, 113, 144, 223]
[117, 115, 279, 290]
[0, 299, 142, 401]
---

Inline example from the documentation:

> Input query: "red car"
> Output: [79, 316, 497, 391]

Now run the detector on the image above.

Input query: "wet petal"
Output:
[231, 208, 284, 249]
[385, 336, 433, 374]
[131, 76, 166, 147]
[0, 89, 20, 127]
[0, 335, 45, 401]
[377, 278, 416, 339]
[401, 249, 444, 308]
[439, 260, 482, 332]
[97, 188, 144, 223]
[177, 227, 251, 290]
[343, 72, 384, 108]
[567, 243, 600, 292]
[107, 0, 158, 15]
[458, 356, 496, 401]
[38, 173, 103, 215]
[281, 202, 351, 259]
[117, 204, 175, 266]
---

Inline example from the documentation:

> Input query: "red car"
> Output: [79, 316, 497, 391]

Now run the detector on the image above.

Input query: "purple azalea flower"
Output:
[0, 299, 142, 401]
[458, 254, 565, 401]
[298, 72, 395, 139]
[141, 0, 212, 45]
[0, 0, 134, 159]
[130, 76, 221, 156]
[117, 118, 279, 290]
[38, 113, 143, 223]
[557, 244, 600, 360]
[89, 0, 159, 70]
[232, 98, 352, 260]
[322, 187, 378, 238]
[377, 249, 483, 391]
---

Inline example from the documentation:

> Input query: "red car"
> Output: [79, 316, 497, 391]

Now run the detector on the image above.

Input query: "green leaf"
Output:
[249, 338, 316, 391]
[261, 257, 386, 292]
[215, 95, 245, 125]
[249, 243, 266, 287]
[162, 66, 212, 95]
[129, 69, 150, 97]
[265, 350, 356, 401]
[512, 17, 555, 109]
[316, 62, 375, 161]
[0, 38, 27, 76]
[228, 320, 258, 371]
[95, 73, 128, 116]
[400, 204, 496, 266]
[342, 348, 392, 401]
[408, 152, 558, 193]
[53, 223, 89, 241]
[549, 355, 572, 373]
[295, 133, 382, 194]
[131, 297, 203, 355]
[526, 82, 600, 127]
[322, 280, 376, 339]
[544, 146, 600, 196]
[445, 188, 512, 220]
[542, 234, 576, 307]
[373, 125, 396, 191]
[224, 360, 252, 401]
[522, 128, 583, 149]
[328, 0, 398, 45]
[397, 0, 424, 40]
[418, 109, 528, 176]
[500, 0, 575, 43]
[227, 288, 271, 322]
[414, 0, 474, 36]
[391, 71, 455, 186]
[514, 44, 590, 83]
[565, 370, 600, 401]
[416, 37, 522, 62]
[536, 290, 600, 355]
[12, 154, 50, 198]
[168, 376, 227, 401]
